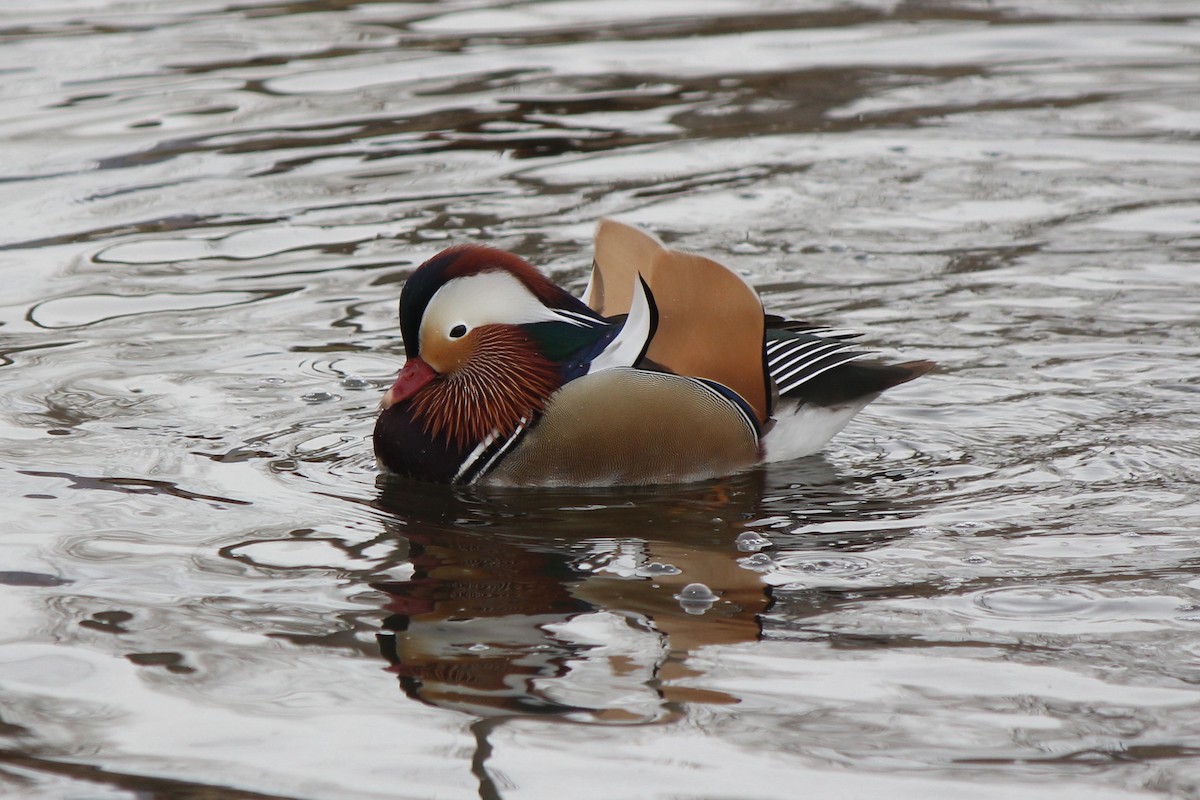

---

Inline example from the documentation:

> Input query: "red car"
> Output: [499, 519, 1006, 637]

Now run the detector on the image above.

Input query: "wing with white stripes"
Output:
[765, 331, 870, 397]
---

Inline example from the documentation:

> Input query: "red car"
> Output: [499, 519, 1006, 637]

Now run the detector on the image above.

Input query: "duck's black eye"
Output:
[449, 324, 468, 339]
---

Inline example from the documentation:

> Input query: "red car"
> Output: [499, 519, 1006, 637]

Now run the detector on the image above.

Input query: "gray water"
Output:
[2, 1, 1200, 798]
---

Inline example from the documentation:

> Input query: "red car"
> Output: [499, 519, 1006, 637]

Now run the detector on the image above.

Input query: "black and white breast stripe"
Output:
[766, 336, 870, 396]
[451, 419, 532, 485]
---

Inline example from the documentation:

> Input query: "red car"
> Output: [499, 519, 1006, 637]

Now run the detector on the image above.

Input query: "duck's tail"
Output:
[762, 359, 934, 463]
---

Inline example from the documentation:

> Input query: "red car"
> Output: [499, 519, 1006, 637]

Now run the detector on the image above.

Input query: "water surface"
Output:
[2, 1, 1200, 798]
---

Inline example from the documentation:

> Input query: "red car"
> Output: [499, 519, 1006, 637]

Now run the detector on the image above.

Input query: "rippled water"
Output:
[3, 1, 1200, 797]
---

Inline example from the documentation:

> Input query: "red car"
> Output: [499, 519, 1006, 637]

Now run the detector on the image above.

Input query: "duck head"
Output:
[376, 244, 607, 479]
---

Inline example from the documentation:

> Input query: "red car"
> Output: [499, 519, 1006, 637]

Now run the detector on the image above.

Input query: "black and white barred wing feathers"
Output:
[765, 330, 870, 397]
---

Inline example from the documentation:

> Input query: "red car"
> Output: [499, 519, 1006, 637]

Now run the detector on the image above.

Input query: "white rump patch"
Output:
[761, 398, 876, 462]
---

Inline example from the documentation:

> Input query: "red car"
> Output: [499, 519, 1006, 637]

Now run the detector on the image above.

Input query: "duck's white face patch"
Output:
[419, 270, 565, 353]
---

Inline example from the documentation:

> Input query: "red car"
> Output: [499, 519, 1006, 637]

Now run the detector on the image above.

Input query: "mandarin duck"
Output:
[373, 219, 933, 486]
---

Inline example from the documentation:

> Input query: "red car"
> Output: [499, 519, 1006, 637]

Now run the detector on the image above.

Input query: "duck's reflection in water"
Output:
[371, 462, 861, 723]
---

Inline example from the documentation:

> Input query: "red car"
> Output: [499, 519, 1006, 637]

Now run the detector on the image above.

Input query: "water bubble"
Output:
[739, 552, 774, 570]
[678, 583, 718, 600]
[773, 553, 875, 577]
[301, 390, 337, 404]
[637, 562, 681, 577]
[340, 376, 372, 390]
[962, 555, 989, 565]
[676, 582, 719, 615]
[735, 531, 771, 552]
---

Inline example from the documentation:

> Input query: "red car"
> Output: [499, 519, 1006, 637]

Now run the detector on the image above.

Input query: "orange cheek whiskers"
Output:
[408, 327, 561, 448]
